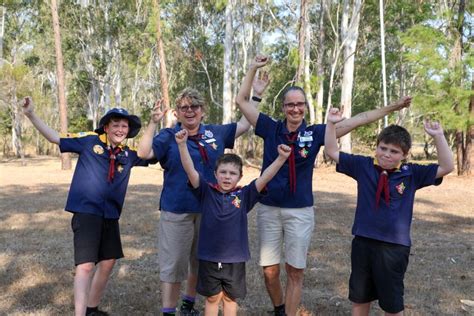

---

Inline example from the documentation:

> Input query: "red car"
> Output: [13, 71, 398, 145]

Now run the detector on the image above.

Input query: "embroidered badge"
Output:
[396, 182, 406, 195]
[299, 148, 308, 158]
[210, 143, 218, 150]
[117, 165, 124, 173]
[204, 130, 214, 138]
[231, 196, 241, 208]
[93, 145, 104, 155]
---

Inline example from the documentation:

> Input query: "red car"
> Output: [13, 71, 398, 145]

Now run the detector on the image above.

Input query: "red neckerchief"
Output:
[286, 132, 299, 194]
[107, 146, 122, 183]
[188, 134, 209, 165]
[374, 164, 398, 210]
[210, 183, 242, 193]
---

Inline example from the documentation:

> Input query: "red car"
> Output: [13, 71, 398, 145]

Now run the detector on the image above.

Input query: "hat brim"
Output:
[94, 113, 142, 138]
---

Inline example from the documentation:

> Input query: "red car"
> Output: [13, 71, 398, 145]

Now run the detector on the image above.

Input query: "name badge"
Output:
[205, 138, 216, 143]
[299, 136, 313, 142]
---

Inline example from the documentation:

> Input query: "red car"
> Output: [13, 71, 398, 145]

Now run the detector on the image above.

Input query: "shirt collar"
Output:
[281, 119, 307, 135]
[373, 158, 402, 171]
[99, 133, 125, 149]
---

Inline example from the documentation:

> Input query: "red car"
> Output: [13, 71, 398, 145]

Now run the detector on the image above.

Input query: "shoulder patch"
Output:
[60, 131, 97, 138]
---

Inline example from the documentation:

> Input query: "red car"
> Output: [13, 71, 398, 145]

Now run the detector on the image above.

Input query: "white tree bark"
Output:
[339, 0, 363, 153]
[222, 1, 234, 124]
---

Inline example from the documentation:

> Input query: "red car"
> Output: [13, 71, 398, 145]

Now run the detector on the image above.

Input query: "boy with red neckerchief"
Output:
[23, 97, 156, 316]
[324, 107, 454, 315]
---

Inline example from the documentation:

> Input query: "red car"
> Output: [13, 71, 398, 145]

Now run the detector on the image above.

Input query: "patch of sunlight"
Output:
[0, 253, 13, 270]
[122, 247, 154, 259]
[3, 213, 30, 230]
[8, 263, 53, 292]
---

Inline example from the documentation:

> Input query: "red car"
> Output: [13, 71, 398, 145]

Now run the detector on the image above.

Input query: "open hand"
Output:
[277, 144, 292, 159]
[327, 107, 346, 124]
[175, 129, 188, 144]
[424, 120, 444, 137]
[253, 71, 270, 96]
[151, 99, 169, 124]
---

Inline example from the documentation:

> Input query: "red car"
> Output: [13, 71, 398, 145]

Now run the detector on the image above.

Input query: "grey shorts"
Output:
[158, 211, 201, 283]
[256, 203, 315, 269]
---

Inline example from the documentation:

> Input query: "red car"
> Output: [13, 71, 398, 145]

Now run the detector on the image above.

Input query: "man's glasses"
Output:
[178, 104, 201, 112]
[283, 102, 306, 109]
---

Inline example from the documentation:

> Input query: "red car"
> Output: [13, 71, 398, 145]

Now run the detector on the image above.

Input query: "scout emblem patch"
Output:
[396, 182, 406, 195]
[117, 165, 124, 173]
[299, 148, 308, 158]
[231, 196, 241, 208]
[93, 145, 104, 155]
[204, 130, 214, 138]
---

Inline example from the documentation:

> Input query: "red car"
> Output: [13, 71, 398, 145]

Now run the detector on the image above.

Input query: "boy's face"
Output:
[375, 141, 408, 169]
[214, 162, 242, 193]
[104, 118, 129, 147]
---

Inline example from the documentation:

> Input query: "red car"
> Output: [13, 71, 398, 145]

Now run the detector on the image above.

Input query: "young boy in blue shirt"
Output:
[324, 107, 454, 315]
[23, 97, 158, 316]
[175, 129, 291, 316]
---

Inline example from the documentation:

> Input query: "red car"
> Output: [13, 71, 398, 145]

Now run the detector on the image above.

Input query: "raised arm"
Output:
[255, 144, 291, 192]
[175, 129, 200, 188]
[335, 96, 412, 138]
[423, 120, 454, 178]
[22, 97, 60, 145]
[235, 69, 270, 138]
[137, 100, 168, 159]
[324, 108, 346, 163]
[235, 55, 269, 127]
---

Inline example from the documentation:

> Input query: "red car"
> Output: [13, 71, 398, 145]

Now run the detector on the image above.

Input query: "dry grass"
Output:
[0, 157, 472, 315]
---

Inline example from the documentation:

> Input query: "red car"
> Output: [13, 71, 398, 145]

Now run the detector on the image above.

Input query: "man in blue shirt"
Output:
[23, 97, 152, 316]
[175, 128, 291, 316]
[324, 107, 454, 315]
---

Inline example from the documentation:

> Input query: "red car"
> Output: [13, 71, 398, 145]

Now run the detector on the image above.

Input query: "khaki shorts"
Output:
[257, 203, 314, 269]
[158, 211, 201, 283]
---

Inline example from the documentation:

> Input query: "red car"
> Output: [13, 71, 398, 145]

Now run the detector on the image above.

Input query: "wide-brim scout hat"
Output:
[94, 108, 142, 138]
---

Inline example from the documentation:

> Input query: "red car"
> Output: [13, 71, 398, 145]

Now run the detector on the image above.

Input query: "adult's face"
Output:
[175, 97, 204, 132]
[282, 90, 307, 127]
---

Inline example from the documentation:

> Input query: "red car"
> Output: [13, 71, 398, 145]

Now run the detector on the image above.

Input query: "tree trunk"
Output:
[154, 0, 173, 127]
[51, 0, 71, 170]
[339, 0, 363, 153]
[0, 6, 5, 66]
[222, 0, 234, 124]
[464, 79, 473, 175]
[296, 0, 307, 84]
[379, 0, 388, 127]
[316, 0, 325, 124]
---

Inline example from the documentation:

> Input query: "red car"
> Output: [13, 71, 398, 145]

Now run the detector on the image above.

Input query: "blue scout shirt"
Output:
[152, 122, 237, 214]
[59, 132, 148, 219]
[193, 176, 262, 263]
[255, 113, 326, 208]
[337, 152, 442, 247]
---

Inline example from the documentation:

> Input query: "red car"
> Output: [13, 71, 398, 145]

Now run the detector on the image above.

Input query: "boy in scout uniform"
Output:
[23, 97, 157, 316]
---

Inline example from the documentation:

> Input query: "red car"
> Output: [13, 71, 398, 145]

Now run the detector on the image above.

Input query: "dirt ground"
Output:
[0, 157, 473, 315]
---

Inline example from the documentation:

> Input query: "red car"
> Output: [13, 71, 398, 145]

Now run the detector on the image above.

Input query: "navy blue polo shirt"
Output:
[59, 132, 149, 219]
[193, 176, 262, 263]
[337, 152, 442, 246]
[255, 113, 326, 208]
[152, 122, 237, 214]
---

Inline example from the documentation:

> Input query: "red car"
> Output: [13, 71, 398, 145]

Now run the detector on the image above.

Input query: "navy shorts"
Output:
[196, 260, 246, 300]
[71, 213, 124, 265]
[349, 236, 410, 314]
